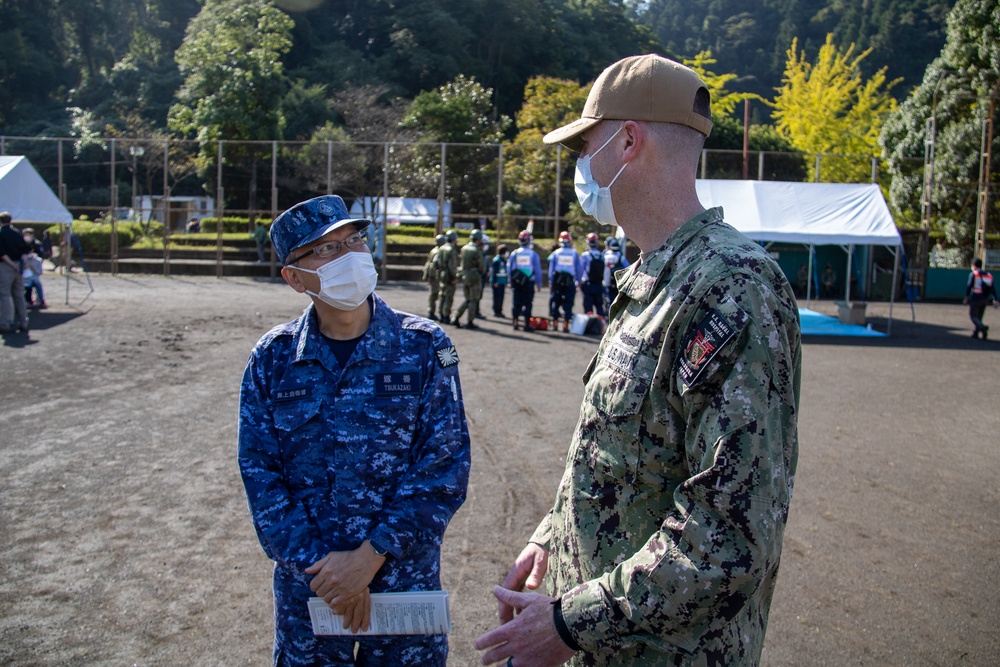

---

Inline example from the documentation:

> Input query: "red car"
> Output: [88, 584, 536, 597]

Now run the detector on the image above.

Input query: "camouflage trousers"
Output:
[453, 276, 483, 324]
[437, 278, 456, 321]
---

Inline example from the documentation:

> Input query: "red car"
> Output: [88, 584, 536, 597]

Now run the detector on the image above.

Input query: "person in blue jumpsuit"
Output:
[238, 194, 471, 666]
[508, 230, 543, 331]
[579, 232, 606, 318]
[547, 231, 582, 332]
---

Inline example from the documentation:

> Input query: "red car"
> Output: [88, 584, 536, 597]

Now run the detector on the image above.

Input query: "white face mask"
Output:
[292, 250, 378, 311]
[574, 124, 629, 227]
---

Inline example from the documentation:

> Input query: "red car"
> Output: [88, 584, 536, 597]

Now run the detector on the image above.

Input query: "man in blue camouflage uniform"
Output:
[476, 55, 800, 667]
[239, 194, 471, 666]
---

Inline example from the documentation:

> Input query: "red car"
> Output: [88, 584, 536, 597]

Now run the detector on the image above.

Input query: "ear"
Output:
[281, 266, 307, 293]
[620, 120, 643, 162]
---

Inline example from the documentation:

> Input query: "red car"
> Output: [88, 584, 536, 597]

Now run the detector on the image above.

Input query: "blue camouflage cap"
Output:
[270, 195, 371, 265]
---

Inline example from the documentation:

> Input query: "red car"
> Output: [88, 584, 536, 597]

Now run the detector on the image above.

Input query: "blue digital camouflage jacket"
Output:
[238, 294, 471, 586]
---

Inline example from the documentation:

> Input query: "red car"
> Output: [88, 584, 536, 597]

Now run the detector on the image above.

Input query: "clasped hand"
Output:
[304, 541, 386, 633]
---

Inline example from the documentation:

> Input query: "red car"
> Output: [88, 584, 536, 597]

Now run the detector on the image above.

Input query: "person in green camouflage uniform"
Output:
[423, 234, 445, 319]
[476, 55, 801, 667]
[434, 229, 458, 324]
[453, 229, 487, 329]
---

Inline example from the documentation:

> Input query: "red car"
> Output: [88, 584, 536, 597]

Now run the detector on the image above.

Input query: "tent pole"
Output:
[807, 244, 814, 308]
[845, 244, 854, 302]
[888, 245, 900, 336]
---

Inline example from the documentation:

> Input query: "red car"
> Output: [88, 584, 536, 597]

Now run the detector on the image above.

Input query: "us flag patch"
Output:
[435, 345, 460, 367]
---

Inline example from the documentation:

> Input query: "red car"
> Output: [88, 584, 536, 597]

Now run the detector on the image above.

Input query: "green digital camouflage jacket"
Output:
[531, 208, 801, 666]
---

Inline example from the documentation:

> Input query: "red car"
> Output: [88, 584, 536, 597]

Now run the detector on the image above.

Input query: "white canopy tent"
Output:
[694, 180, 905, 334]
[0, 156, 73, 224]
[0, 156, 88, 304]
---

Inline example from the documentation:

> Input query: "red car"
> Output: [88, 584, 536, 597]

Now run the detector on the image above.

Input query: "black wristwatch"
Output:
[368, 539, 389, 558]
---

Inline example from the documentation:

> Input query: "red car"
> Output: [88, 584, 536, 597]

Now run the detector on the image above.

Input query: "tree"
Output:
[503, 76, 590, 225]
[168, 0, 293, 215]
[401, 74, 512, 214]
[880, 0, 1000, 262]
[771, 33, 900, 183]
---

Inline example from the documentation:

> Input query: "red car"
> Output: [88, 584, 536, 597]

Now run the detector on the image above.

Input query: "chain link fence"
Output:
[0, 134, 917, 278]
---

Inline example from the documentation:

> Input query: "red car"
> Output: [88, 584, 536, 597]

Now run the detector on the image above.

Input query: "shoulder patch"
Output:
[677, 308, 740, 387]
[435, 345, 460, 368]
[400, 313, 438, 334]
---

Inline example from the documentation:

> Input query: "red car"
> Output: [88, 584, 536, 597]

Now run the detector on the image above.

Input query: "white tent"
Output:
[350, 196, 452, 226]
[694, 180, 905, 334]
[0, 156, 73, 224]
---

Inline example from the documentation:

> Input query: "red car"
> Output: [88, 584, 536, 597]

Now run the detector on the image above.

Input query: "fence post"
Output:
[110, 138, 119, 275]
[435, 142, 448, 234]
[758, 151, 765, 181]
[814, 154, 821, 182]
[163, 137, 170, 276]
[216, 140, 224, 278]
[554, 144, 562, 239]
[496, 143, 503, 232]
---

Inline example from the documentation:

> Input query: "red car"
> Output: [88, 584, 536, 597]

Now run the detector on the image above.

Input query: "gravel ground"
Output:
[1, 273, 997, 666]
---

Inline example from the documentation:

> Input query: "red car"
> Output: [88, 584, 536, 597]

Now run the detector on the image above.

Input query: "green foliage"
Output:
[58, 219, 164, 254]
[637, 0, 953, 103]
[772, 33, 900, 183]
[401, 75, 512, 213]
[504, 76, 590, 216]
[167, 0, 294, 146]
[199, 217, 258, 234]
[879, 0, 1000, 262]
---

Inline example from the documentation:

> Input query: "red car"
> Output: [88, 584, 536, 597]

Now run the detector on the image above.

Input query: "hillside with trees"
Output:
[2, 0, 997, 263]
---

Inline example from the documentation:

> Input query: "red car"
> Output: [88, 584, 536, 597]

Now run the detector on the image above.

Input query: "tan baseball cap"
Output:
[543, 54, 713, 150]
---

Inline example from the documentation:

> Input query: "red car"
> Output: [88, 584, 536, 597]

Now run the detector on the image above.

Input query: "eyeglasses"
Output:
[288, 230, 369, 265]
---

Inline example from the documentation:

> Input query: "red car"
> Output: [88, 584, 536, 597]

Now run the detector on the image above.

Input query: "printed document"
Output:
[308, 591, 450, 636]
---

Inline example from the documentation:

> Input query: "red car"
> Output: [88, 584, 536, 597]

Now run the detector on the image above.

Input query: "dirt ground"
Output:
[1, 273, 998, 666]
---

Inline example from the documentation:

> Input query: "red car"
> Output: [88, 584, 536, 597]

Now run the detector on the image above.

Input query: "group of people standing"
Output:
[0, 212, 51, 334]
[423, 227, 629, 333]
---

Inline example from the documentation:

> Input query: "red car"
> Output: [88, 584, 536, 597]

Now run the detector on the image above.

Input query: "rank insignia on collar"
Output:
[677, 309, 738, 386]
[435, 345, 460, 367]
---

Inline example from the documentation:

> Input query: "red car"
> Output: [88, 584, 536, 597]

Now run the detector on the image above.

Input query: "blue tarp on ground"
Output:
[799, 308, 887, 337]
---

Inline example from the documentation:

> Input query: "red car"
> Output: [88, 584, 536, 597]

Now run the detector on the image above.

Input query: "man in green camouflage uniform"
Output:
[476, 55, 801, 667]
[423, 234, 445, 320]
[453, 229, 488, 329]
[435, 229, 459, 324]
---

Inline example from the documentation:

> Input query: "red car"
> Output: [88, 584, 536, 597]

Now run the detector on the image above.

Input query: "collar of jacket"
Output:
[616, 207, 724, 304]
[290, 292, 397, 370]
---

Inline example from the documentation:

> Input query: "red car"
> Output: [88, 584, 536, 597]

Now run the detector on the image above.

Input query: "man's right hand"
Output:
[498, 542, 549, 623]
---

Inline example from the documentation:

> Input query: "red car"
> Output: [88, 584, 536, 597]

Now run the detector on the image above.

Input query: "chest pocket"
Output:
[272, 398, 327, 489]
[585, 340, 656, 417]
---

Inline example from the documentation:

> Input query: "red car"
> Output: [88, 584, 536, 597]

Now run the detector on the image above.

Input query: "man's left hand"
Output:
[305, 541, 386, 607]
[473, 586, 576, 667]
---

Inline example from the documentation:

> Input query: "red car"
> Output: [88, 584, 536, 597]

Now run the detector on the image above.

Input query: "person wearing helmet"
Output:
[579, 232, 606, 318]
[490, 243, 510, 318]
[547, 231, 582, 332]
[239, 195, 470, 667]
[508, 230, 543, 330]
[423, 234, 447, 320]
[453, 229, 488, 329]
[603, 236, 630, 305]
[434, 230, 460, 324]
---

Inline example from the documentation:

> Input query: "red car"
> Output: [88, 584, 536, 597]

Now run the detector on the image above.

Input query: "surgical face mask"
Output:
[292, 250, 377, 311]
[574, 124, 629, 227]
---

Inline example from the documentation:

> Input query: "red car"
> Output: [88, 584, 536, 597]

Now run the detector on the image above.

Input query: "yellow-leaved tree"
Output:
[683, 50, 761, 118]
[771, 33, 900, 183]
[503, 76, 591, 233]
